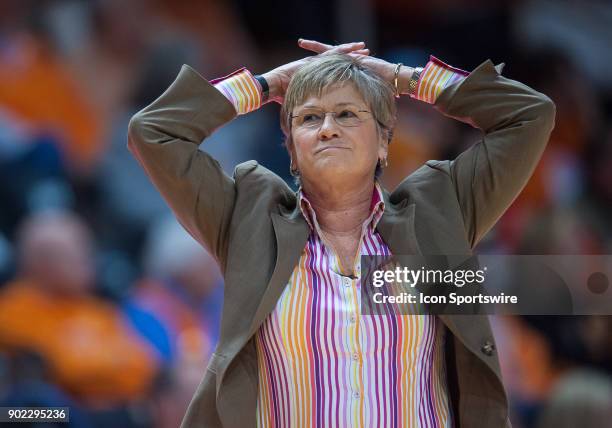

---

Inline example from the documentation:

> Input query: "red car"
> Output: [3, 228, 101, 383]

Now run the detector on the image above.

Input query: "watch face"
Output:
[408, 69, 422, 95]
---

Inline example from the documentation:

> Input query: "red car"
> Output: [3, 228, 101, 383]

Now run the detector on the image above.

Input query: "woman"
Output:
[128, 39, 555, 427]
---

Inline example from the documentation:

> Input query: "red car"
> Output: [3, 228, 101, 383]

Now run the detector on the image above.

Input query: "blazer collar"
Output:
[377, 187, 421, 256]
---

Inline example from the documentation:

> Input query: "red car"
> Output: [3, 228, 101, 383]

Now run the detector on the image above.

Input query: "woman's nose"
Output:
[317, 113, 341, 140]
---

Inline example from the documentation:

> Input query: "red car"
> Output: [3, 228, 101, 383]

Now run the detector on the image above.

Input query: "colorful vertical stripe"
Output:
[255, 183, 452, 427]
[211, 67, 262, 115]
[414, 56, 469, 105]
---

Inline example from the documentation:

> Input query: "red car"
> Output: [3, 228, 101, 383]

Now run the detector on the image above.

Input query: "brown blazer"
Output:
[128, 58, 555, 427]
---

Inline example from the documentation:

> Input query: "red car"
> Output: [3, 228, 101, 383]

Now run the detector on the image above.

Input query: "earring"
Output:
[290, 162, 300, 177]
[378, 157, 388, 168]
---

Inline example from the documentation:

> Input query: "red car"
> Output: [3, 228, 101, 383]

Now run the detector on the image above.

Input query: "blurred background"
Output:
[0, 0, 611, 426]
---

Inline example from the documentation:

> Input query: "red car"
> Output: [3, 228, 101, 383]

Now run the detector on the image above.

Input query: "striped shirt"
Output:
[210, 67, 263, 114]
[254, 184, 452, 427]
[414, 56, 469, 104]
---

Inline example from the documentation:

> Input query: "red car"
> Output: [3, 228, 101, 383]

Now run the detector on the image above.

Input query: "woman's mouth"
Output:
[316, 145, 350, 154]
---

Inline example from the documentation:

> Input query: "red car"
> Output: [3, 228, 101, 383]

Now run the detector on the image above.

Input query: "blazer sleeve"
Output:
[127, 64, 238, 266]
[430, 59, 556, 249]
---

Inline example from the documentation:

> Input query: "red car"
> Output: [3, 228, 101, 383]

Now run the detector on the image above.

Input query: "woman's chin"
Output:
[310, 158, 365, 179]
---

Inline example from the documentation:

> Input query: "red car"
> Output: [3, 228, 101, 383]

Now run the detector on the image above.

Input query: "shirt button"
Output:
[353, 391, 360, 399]
[349, 315, 357, 323]
[343, 278, 351, 287]
[352, 352, 359, 361]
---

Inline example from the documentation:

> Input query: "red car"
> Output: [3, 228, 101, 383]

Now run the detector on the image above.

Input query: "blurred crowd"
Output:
[0, 0, 610, 427]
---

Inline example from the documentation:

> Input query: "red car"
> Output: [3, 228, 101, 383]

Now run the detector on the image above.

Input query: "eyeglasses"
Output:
[290, 107, 373, 129]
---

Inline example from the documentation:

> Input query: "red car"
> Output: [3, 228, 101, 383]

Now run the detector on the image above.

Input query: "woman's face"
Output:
[289, 83, 387, 187]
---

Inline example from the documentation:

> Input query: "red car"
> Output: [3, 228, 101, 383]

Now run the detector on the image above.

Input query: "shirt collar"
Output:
[298, 181, 386, 234]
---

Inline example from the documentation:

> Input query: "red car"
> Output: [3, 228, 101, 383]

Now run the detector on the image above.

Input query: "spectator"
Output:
[0, 211, 159, 408]
[536, 369, 612, 428]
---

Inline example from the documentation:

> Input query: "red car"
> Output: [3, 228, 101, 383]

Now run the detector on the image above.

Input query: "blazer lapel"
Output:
[216, 202, 309, 396]
[246, 205, 310, 340]
[377, 191, 502, 383]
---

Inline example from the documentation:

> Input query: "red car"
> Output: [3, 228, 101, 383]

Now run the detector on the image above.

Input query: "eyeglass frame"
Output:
[289, 107, 376, 130]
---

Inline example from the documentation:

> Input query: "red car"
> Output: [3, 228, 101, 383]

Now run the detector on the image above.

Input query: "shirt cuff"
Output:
[211, 68, 263, 115]
[412, 56, 470, 104]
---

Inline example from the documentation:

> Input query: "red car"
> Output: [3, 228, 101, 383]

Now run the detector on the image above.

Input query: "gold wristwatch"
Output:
[408, 67, 423, 96]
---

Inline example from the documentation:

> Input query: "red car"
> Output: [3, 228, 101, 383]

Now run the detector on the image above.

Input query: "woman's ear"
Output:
[287, 137, 299, 169]
[288, 136, 296, 155]
[378, 131, 389, 159]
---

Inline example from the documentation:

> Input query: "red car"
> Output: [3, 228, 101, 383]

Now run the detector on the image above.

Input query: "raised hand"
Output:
[262, 39, 370, 103]
[298, 39, 416, 97]
[297, 39, 370, 56]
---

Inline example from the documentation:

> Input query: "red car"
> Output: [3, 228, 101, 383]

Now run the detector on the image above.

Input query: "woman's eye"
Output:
[303, 114, 321, 122]
[338, 110, 357, 118]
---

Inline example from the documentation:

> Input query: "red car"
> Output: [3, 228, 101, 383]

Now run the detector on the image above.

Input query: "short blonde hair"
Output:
[280, 54, 397, 149]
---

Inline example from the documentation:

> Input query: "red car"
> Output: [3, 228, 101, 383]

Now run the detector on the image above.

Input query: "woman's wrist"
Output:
[261, 71, 283, 103]
[396, 65, 416, 95]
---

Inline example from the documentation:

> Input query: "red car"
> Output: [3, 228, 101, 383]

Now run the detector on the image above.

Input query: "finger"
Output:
[298, 38, 332, 48]
[331, 42, 366, 54]
[303, 40, 365, 54]
[353, 48, 370, 55]
[338, 41, 366, 50]
[298, 39, 332, 53]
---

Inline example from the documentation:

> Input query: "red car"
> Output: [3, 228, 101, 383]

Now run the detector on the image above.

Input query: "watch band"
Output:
[254, 75, 269, 103]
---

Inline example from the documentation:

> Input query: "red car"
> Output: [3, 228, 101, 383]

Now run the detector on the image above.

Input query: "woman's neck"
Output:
[302, 180, 375, 236]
